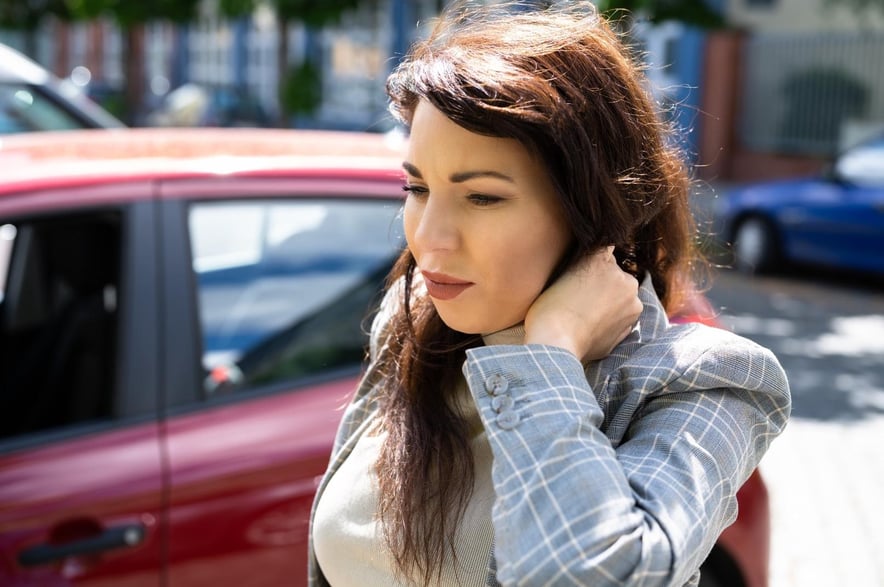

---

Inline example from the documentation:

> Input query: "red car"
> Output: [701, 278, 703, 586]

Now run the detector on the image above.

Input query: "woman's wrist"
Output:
[524, 326, 581, 357]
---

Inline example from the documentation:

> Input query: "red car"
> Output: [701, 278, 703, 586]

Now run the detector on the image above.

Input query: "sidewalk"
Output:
[761, 417, 884, 587]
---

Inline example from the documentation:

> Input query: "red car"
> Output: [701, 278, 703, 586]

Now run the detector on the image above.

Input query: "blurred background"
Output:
[2, 0, 883, 179]
[1, 1, 883, 586]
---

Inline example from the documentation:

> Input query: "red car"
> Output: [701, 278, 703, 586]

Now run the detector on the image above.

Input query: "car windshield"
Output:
[0, 82, 87, 133]
[836, 136, 884, 185]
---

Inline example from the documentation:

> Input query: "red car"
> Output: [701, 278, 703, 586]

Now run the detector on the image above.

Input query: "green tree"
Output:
[67, 0, 202, 124]
[0, 0, 73, 57]
[0, 0, 202, 123]
[220, 0, 364, 124]
[596, 0, 725, 28]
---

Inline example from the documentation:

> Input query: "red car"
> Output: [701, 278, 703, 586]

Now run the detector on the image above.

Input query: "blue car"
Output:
[721, 134, 884, 275]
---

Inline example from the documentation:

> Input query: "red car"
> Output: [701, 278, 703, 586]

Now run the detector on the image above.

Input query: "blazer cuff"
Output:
[463, 344, 604, 435]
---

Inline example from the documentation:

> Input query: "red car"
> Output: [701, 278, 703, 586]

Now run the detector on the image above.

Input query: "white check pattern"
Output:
[307, 277, 791, 587]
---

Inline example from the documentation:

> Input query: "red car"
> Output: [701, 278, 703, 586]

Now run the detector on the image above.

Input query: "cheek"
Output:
[402, 200, 419, 251]
[506, 246, 558, 295]
[490, 223, 568, 299]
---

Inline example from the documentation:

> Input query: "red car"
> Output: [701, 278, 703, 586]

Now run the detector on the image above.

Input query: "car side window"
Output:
[0, 83, 86, 133]
[0, 211, 122, 441]
[188, 198, 403, 395]
[835, 138, 884, 186]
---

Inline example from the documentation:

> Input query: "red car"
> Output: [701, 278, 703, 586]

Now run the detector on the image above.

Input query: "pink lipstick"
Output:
[421, 271, 474, 300]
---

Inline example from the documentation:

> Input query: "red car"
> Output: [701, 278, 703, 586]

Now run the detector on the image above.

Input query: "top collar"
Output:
[480, 274, 667, 349]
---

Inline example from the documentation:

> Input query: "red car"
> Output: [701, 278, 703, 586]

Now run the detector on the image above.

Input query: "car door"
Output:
[156, 177, 404, 586]
[783, 138, 884, 273]
[824, 182, 884, 272]
[828, 138, 884, 273]
[0, 183, 163, 586]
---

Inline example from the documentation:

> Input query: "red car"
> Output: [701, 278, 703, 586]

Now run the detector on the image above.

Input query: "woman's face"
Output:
[403, 100, 571, 335]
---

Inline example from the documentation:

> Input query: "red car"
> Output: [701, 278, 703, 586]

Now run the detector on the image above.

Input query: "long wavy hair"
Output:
[373, 2, 700, 582]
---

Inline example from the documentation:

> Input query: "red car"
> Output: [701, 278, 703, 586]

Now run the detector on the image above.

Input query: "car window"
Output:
[0, 82, 87, 133]
[835, 137, 884, 186]
[0, 223, 14, 297]
[0, 211, 122, 441]
[188, 198, 403, 395]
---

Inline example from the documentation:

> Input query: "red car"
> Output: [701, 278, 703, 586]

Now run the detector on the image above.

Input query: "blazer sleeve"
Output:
[462, 335, 790, 587]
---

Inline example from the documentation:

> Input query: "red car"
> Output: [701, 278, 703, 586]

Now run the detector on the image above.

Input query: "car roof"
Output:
[0, 43, 50, 85]
[0, 127, 408, 195]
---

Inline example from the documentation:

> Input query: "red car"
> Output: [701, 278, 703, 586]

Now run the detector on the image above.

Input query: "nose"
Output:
[407, 194, 460, 253]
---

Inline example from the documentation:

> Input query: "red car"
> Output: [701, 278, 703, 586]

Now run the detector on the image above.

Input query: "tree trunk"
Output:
[277, 15, 289, 127]
[123, 25, 145, 125]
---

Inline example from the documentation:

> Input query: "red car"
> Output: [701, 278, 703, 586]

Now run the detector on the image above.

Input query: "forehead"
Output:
[405, 101, 540, 174]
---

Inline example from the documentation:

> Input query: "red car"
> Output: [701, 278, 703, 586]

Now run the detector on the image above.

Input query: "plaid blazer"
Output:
[307, 277, 790, 587]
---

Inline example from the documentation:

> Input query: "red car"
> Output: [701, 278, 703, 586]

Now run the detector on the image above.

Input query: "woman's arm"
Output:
[463, 335, 789, 587]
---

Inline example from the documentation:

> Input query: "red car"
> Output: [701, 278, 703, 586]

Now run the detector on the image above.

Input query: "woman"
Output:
[309, 2, 790, 586]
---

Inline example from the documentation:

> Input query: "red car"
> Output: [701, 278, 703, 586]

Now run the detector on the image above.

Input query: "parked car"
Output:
[0, 128, 768, 587]
[721, 133, 884, 276]
[0, 43, 125, 133]
[147, 83, 272, 128]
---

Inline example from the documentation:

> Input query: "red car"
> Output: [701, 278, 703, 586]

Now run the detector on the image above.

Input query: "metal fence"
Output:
[741, 32, 884, 156]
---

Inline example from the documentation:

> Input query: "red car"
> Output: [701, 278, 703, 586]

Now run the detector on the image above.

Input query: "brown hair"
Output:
[375, 1, 700, 582]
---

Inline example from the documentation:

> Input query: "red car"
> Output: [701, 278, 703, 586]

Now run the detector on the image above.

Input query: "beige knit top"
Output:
[312, 326, 525, 586]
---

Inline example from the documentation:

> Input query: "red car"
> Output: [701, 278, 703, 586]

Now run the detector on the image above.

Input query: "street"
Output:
[704, 269, 884, 587]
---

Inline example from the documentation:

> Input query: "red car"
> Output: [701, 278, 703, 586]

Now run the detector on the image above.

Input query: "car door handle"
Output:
[18, 523, 146, 567]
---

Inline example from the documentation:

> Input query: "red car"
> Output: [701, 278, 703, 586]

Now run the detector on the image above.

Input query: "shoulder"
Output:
[617, 321, 790, 404]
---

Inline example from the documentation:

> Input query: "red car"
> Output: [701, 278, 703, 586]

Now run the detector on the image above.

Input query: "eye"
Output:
[467, 193, 502, 207]
[402, 184, 429, 198]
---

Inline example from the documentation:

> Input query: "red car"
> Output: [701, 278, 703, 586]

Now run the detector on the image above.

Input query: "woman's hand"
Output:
[524, 247, 642, 362]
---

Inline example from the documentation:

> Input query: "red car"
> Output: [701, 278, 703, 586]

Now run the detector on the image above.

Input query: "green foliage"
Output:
[596, 0, 725, 28]
[0, 0, 367, 29]
[279, 59, 322, 116]
[218, 0, 366, 23]
[218, 0, 258, 18]
[274, 0, 362, 26]
[0, 0, 73, 30]
[65, 0, 201, 26]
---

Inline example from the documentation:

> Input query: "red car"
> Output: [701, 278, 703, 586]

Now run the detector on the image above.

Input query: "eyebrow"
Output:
[402, 161, 515, 184]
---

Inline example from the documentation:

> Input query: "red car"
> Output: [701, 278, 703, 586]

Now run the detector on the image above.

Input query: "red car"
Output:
[0, 128, 768, 587]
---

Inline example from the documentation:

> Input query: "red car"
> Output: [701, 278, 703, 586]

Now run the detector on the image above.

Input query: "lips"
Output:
[421, 271, 474, 300]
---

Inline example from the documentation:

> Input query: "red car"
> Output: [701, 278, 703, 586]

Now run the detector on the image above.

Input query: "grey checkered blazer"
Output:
[307, 277, 791, 587]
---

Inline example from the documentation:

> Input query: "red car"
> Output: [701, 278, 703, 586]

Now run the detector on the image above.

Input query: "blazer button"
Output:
[491, 394, 514, 413]
[485, 374, 509, 395]
[496, 410, 520, 430]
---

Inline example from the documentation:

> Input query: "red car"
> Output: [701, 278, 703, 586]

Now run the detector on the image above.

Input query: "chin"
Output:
[435, 309, 515, 337]
[437, 317, 483, 335]
[434, 309, 485, 335]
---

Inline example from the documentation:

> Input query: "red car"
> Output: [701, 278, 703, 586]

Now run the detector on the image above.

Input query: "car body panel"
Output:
[717, 470, 770, 587]
[0, 180, 162, 586]
[0, 128, 406, 196]
[0, 423, 164, 587]
[162, 377, 357, 586]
